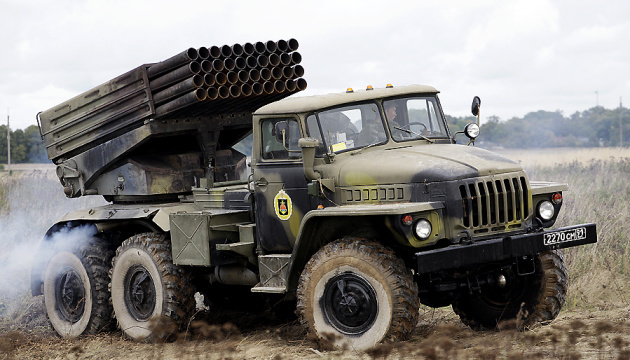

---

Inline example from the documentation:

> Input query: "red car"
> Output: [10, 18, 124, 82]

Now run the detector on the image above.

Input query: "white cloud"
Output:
[1, 0, 629, 131]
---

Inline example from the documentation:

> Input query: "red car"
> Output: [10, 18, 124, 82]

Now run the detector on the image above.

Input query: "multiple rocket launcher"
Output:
[149, 39, 306, 118]
[38, 39, 306, 162]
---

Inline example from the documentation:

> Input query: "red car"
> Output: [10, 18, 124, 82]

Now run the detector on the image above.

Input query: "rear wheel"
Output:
[452, 250, 568, 330]
[297, 238, 420, 350]
[43, 240, 114, 337]
[110, 233, 194, 341]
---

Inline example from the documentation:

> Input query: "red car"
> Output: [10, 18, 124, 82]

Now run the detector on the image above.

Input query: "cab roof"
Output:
[254, 84, 439, 115]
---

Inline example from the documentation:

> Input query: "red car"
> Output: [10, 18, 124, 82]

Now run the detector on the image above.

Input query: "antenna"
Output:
[620, 97, 623, 148]
[6, 108, 10, 175]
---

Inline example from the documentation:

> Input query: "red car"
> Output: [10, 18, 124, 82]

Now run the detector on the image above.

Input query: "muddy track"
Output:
[3, 302, 630, 359]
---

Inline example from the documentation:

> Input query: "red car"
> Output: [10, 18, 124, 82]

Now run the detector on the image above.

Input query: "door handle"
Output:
[254, 178, 268, 187]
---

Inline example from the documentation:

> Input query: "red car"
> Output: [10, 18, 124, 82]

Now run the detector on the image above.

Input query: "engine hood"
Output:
[332, 144, 522, 186]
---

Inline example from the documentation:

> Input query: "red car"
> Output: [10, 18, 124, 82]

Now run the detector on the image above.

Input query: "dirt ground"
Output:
[2, 303, 629, 360]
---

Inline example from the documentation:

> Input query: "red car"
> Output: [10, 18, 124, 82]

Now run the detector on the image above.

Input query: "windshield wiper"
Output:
[394, 126, 434, 143]
[351, 141, 380, 155]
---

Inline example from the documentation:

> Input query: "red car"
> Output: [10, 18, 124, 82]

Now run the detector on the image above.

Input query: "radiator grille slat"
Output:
[459, 175, 529, 232]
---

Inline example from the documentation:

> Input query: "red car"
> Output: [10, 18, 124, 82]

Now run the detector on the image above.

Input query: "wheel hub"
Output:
[124, 265, 156, 320]
[322, 273, 378, 335]
[55, 267, 86, 323]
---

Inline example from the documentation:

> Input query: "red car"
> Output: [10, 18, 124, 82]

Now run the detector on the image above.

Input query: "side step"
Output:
[251, 254, 291, 293]
[215, 223, 256, 264]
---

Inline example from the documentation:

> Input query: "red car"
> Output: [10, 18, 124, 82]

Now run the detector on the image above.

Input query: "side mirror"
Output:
[471, 96, 481, 116]
[274, 121, 289, 143]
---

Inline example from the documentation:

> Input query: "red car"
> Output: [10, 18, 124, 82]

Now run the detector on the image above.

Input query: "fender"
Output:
[284, 202, 444, 292]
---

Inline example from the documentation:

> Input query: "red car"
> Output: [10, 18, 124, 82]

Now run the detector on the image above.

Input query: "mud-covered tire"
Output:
[296, 238, 420, 350]
[43, 240, 114, 337]
[452, 250, 568, 330]
[109, 233, 195, 341]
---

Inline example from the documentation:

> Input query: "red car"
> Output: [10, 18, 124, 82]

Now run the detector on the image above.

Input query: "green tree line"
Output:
[1, 105, 628, 164]
[447, 106, 629, 148]
[0, 125, 48, 163]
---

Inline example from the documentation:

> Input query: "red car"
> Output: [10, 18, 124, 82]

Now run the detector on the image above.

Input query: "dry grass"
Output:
[495, 147, 630, 168]
[2, 151, 630, 359]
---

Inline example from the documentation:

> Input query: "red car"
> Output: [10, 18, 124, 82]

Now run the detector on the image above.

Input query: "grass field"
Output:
[1, 149, 629, 359]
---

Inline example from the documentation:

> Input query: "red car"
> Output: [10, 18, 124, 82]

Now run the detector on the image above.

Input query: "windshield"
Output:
[306, 102, 387, 155]
[383, 96, 449, 142]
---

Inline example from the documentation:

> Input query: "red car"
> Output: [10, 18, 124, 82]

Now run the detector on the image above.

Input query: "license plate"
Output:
[543, 227, 587, 246]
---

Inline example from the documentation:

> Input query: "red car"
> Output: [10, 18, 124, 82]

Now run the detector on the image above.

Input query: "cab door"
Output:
[252, 117, 310, 253]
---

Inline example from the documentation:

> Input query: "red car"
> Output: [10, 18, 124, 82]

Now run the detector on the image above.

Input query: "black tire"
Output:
[43, 240, 114, 337]
[296, 238, 420, 350]
[452, 250, 568, 330]
[109, 233, 195, 341]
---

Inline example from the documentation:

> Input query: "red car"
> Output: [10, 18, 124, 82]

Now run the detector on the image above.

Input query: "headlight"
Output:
[464, 123, 480, 139]
[538, 201, 555, 220]
[414, 219, 432, 240]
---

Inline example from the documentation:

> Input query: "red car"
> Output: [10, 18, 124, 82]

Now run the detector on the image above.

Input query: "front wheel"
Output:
[43, 240, 114, 337]
[296, 238, 420, 350]
[110, 233, 194, 341]
[452, 250, 568, 330]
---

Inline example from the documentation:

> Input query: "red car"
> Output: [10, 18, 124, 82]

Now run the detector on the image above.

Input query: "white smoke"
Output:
[0, 171, 105, 325]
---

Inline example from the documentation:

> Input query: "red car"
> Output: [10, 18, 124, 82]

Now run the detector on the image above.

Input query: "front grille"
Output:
[459, 175, 529, 232]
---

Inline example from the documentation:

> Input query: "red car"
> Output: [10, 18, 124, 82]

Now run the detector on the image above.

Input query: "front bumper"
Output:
[415, 223, 597, 274]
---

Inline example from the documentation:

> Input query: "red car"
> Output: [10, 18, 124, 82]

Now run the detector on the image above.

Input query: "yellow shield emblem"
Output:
[273, 189, 292, 221]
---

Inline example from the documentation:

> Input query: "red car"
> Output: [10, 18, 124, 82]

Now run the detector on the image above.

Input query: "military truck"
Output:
[32, 40, 596, 350]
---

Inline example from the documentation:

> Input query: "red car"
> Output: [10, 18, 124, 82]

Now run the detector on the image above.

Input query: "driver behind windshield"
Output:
[384, 101, 407, 140]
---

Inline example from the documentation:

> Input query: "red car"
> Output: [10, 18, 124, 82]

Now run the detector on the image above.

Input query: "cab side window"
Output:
[261, 118, 302, 160]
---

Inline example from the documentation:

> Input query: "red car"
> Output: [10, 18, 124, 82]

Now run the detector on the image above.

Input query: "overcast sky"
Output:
[1, 0, 629, 130]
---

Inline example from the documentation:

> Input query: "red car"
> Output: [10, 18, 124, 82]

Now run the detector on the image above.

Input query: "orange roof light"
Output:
[386, 84, 393, 88]
[366, 85, 374, 90]
[346, 88, 354, 93]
